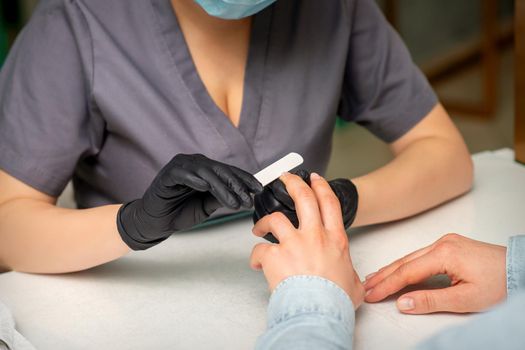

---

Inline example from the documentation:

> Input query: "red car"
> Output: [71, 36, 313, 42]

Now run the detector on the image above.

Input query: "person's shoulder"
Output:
[28, 0, 87, 19]
[32, 0, 144, 33]
[29, 0, 68, 15]
[35, 0, 134, 15]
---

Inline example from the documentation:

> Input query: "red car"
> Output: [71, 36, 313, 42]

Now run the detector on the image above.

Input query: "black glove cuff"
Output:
[329, 178, 359, 229]
[116, 201, 169, 251]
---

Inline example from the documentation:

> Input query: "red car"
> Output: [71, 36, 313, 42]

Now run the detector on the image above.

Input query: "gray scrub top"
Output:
[0, 0, 437, 209]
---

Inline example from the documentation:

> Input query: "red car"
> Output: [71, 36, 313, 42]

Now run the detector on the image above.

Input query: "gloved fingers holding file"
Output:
[117, 154, 263, 250]
[254, 169, 359, 243]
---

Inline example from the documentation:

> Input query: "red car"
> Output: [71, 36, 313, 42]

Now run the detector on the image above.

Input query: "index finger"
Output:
[252, 211, 296, 243]
[279, 173, 322, 230]
[364, 244, 434, 290]
[309, 173, 345, 231]
[249, 242, 273, 270]
[365, 251, 445, 303]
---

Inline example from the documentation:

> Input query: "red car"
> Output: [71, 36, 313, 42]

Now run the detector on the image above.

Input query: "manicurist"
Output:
[0, 0, 472, 273]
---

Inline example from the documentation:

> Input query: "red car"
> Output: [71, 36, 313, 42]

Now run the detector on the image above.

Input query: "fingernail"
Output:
[397, 297, 415, 311]
[281, 171, 290, 177]
[310, 172, 321, 180]
[365, 289, 373, 297]
[365, 272, 377, 280]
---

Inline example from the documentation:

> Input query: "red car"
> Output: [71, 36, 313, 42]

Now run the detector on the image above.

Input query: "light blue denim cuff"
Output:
[506, 235, 525, 297]
[0, 300, 36, 350]
[266, 275, 355, 331]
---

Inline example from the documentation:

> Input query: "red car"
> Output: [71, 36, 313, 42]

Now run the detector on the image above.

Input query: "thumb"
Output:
[396, 285, 474, 314]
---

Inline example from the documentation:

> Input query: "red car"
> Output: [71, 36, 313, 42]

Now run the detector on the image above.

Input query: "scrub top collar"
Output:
[149, 0, 275, 172]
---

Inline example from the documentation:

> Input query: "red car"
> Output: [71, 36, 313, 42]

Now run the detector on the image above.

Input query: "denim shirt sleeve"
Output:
[255, 275, 355, 350]
[506, 235, 525, 297]
[414, 290, 525, 350]
[0, 301, 36, 350]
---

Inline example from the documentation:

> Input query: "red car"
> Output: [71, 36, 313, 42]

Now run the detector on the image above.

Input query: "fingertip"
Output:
[230, 168, 263, 193]
[254, 180, 264, 193]
[363, 275, 379, 290]
[250, 242, 272, 270]
[252, 221, 265, 238]
[223, 195, 241, 210]
[365, 272, 377, 281]
[310, 172, 321, 181]
[310, 173, 331, 189]
[363, 286, 387, 303]
[365, 288, 373, 298]
[250, 262, 262, 271]
[279, 171, 291, 180]
[397, 296, 416, 312]
[363, 280, 371, 290]
[247, 179, 263, 194]
[364, 289, 376, 303]
[239, 192, 253, 208]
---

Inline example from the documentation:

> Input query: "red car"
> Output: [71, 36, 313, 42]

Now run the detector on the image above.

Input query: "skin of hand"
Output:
[253, 169, 358, 243]
[364, 233, 507, 314]
[250, 172, 365, 308]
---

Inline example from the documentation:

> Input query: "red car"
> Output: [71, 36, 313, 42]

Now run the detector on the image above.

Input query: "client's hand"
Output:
[253, 169, 358, 243]
[364, 233, 507, 314]
[250, 172, 365, 308]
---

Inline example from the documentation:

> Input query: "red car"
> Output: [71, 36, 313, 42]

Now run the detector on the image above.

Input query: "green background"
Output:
[0, 8, 8, 67]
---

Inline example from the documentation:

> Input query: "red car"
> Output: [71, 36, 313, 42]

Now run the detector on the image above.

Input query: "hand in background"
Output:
[250, 172, 365, 308]
[364, 233, 507, 314]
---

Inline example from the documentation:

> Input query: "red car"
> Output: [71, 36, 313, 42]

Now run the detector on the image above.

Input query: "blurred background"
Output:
[0, 0, 517, 192]
[329, 0, 516, 179]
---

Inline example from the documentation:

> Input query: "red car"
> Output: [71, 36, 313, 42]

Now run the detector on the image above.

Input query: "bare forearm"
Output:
[352, 136, 473, 227]
[0, 199, 129, 273]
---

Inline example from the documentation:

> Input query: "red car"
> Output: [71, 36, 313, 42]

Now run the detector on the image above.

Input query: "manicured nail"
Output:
[397, 297, 415, 311]
[310, 172, 321, 180]
[365, 272, 377, 280]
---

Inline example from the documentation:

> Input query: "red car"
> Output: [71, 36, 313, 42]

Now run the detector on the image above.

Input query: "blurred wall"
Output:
[20, 0, 38, 21]
[377, 0, 513, 64]
[1, 0, 515, 69]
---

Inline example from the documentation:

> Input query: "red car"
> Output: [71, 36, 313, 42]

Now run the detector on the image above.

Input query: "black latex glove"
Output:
[253, 169, 358, 243]
[117, 154, 263, 250]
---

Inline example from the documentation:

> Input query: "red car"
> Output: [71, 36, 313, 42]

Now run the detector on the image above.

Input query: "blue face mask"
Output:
[194, 0, 276, 19]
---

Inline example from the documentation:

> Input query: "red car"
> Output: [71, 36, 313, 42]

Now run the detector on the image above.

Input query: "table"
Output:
[0, 149, 524, 350]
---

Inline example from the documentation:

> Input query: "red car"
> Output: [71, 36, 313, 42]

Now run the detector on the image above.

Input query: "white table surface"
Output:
[0, 149, 524, 350]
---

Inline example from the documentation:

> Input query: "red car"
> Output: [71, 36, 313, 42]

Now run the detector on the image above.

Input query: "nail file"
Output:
[253, 153, 304, 187]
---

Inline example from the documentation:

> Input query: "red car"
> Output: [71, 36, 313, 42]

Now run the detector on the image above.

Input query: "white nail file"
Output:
[253, 153, 304, 187]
